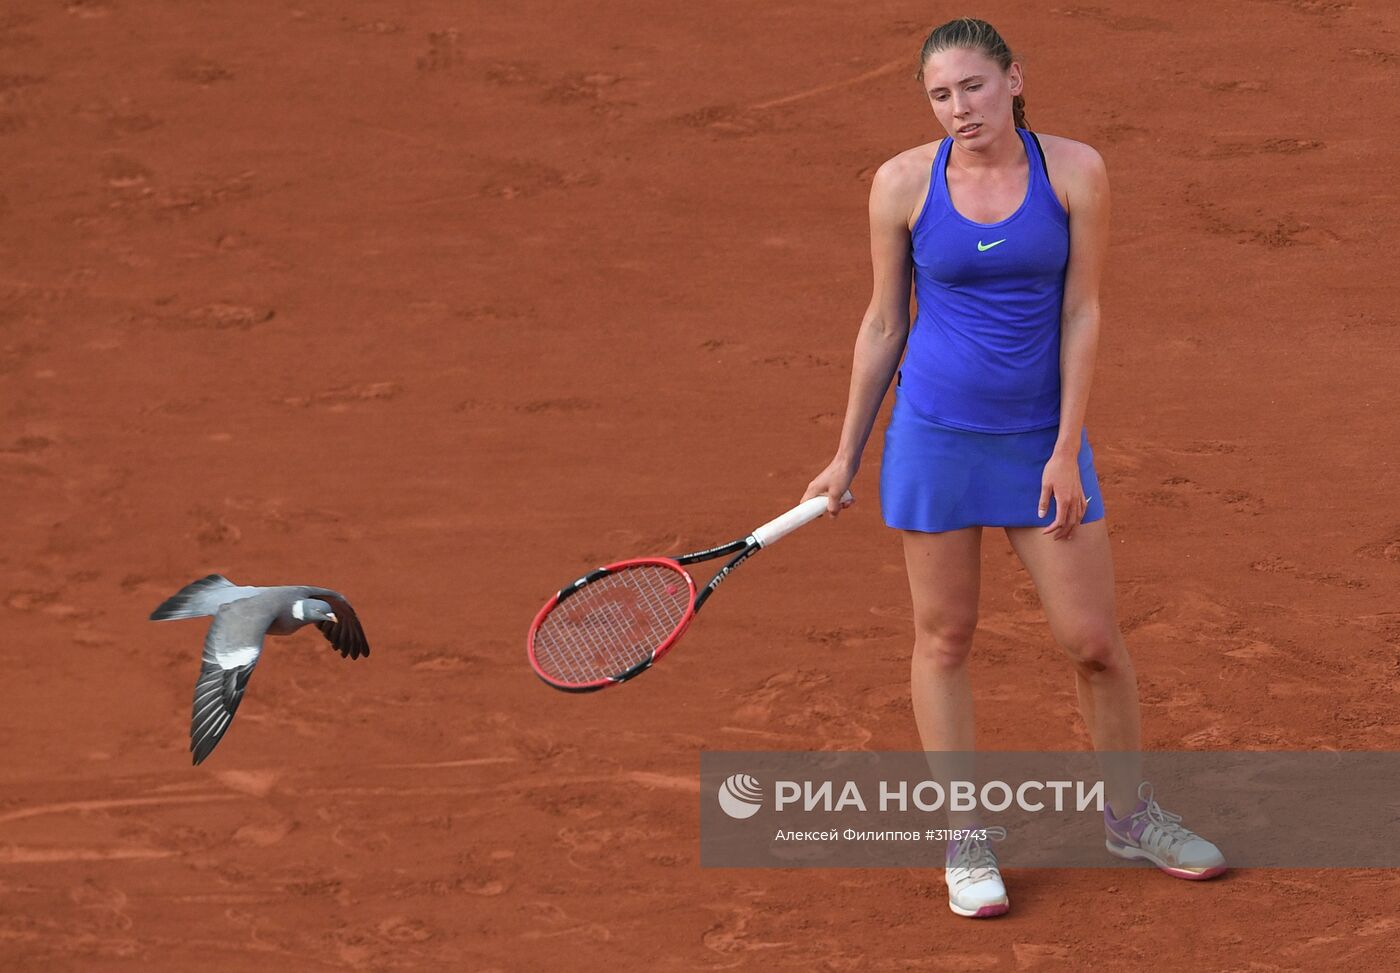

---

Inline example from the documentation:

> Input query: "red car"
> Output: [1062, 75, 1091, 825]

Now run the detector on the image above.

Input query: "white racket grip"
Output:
[750, 491, 854, 549]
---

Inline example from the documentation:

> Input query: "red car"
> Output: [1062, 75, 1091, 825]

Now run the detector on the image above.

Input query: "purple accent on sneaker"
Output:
[1162, 863, 1227, 881]
[945, 826, 988, 865]
[1105, 798, 1150, 843]
[971, 902, 1010, 918]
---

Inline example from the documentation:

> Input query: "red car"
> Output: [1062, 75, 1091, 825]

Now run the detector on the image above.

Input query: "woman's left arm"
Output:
[1038, 142, 1110, 537]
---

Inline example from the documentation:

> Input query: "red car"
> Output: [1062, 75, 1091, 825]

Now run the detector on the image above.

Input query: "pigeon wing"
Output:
[304, 589, 370, 660]
[152, 575, 260, 621]
[191, 659, 256, 765]
[189, 597, 277, 765]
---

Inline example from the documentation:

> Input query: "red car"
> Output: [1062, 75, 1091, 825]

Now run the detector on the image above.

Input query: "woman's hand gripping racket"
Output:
[527, 491, 853, 692]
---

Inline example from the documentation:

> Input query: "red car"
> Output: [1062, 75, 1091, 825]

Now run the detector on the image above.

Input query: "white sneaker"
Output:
[1105, 781, 1227, 880]
[945, 826, 1009, 918]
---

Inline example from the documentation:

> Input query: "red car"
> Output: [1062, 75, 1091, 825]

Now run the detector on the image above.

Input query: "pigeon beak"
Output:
[325, 612, 339, 623]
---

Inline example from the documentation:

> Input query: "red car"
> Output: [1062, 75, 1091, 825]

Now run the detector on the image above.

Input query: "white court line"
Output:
[374, 757, 520, 769]
[626, 771, 701, 793]
[0, 846, 178, 863]
[750, 59, 908, 111]
[0, 793, 239, 824]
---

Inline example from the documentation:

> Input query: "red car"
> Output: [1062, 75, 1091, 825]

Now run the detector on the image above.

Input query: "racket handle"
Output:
[750, 491, 853, 549]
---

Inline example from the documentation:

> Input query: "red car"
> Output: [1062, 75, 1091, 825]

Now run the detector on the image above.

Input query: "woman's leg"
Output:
[905, 526, 1013, 916]
[903, 525, 984, 828]
[1006, 520, 1226, 879]
[1003, 519, 1143, 818]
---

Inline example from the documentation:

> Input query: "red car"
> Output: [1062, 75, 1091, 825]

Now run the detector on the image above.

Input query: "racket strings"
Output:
[532, 564, 692, 684]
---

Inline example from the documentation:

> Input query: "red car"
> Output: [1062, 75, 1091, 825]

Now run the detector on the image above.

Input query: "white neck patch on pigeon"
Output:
[292, 600, 305, 621]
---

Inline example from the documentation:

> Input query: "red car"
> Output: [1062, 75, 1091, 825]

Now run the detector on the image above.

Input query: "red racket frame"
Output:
[526, 557, 702, 692]
[527, 492, 847, 693]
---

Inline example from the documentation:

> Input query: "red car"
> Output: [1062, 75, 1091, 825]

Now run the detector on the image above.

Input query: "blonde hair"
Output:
[915, 17, 1027, 130]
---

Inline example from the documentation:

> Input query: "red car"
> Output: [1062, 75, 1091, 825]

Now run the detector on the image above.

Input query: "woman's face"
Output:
[920, 47, 1022, 143]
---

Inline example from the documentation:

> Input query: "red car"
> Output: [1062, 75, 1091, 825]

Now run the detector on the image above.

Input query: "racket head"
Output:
[527, 558, 698, 692]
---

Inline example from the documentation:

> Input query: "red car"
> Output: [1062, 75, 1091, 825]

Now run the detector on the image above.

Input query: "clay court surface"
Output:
[3, 0, 1399, 968]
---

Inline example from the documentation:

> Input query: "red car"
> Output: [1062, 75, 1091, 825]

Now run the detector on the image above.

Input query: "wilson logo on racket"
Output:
[563, 589, 653, 638]
[527, 491, 852, 692]
[717, 773, 764, 819]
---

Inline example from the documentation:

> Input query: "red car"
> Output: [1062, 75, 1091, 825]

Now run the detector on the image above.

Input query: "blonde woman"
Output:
[803, 18, 1225, 918]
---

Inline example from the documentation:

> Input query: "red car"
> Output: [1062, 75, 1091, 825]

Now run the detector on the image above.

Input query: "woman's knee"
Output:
[1059, 624, 1129, 676]
[913, 613, 979, 670]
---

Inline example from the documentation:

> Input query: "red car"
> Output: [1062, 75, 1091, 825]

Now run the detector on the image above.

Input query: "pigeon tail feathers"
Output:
[151, 575, 239, 621]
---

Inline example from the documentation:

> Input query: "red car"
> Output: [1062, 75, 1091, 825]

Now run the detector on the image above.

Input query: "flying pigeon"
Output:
[150, 574, 370, 764]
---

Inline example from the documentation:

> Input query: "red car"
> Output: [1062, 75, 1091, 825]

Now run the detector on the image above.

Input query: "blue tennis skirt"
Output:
[879, 390, 1107, 533]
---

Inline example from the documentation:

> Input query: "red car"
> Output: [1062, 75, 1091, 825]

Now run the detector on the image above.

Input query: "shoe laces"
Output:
[948, 826, 1007, 887]
[1127, 782, 1199, 857]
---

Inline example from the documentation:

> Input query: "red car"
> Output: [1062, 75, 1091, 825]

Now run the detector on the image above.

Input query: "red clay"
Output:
[3, 1, 1399, 969]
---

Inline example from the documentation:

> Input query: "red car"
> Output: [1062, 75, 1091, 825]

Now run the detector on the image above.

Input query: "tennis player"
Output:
[802, 18, 1225, 917]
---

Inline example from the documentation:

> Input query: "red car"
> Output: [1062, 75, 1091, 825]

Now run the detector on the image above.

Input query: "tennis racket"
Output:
[527, 490, 853, 692]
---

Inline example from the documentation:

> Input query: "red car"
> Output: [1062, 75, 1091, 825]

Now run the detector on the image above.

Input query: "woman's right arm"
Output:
[803, 157, 917, 514]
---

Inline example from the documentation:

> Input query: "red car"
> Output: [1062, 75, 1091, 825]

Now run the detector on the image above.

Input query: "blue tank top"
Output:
[901, 127, 1069, 433]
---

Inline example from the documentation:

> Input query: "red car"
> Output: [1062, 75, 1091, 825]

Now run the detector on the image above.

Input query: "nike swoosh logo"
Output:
[977, 239, 1007, 251]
